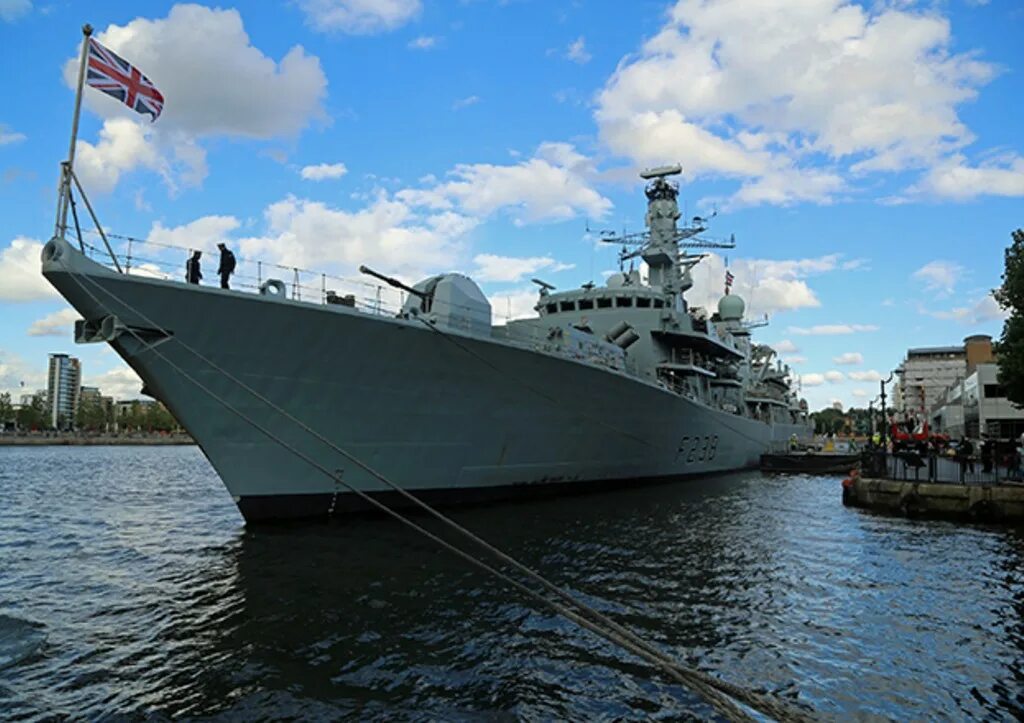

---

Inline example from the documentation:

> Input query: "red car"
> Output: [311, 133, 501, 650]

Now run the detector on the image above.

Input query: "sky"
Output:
[0, 0, 1021, 410]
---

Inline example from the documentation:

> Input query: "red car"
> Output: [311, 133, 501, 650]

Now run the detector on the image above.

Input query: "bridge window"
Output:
[616, 297, 633, 307]
[579, 299, 594, 310]
[546, 303, 557, 314]
[560, 300, 576, 312]
[636, 297, 651, 308]
[597, 298, 612, 309]
[653, 299, 665, 308]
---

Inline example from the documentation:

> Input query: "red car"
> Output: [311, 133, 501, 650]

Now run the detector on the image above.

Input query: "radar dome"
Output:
[717, 293, 745, 321]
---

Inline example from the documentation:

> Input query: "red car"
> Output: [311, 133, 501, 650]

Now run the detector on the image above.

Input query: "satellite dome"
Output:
[717, 293, 745, 321]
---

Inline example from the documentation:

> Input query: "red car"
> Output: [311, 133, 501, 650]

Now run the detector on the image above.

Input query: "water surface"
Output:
[1, 446, 1022, 719]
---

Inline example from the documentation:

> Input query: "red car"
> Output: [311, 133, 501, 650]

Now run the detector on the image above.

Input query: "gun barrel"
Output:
[358, 265, 425, 297]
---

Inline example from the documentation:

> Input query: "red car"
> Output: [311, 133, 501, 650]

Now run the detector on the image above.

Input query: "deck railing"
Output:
[77, 230, 525, 324]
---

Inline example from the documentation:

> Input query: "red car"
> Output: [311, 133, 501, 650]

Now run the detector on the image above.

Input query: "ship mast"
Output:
[597, 165, 735, 303]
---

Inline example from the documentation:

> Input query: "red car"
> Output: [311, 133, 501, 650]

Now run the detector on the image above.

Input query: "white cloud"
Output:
[0, 125, 26, 145]
[135, 146, 608, 297]
[849, 370, 883, 382]
[472, 254, 573, 283]
[489, 287, 541, 326]
[65, 5, 326, 193]
[408, 35, 438, 50]
[75, 118, 202, 195]
[301, 162, 349, 181]
[788, 324, 879, 335]
[453, 95, 481, 110]
[0, 0, 30, 22]
[397, 142, 612, 224]
[0, 237, 58, 302]
[833, 352, 863, 365]
[296, 0, 420, 34]
[913, 154, 1024, 200]
[800, 373, 825, 387]
[147, 216, 241, 253]
[774, 339, 799, 354]
[566, 36, 591, 64]
[27, 308, 80, 337]
[0, 348, 45, 400]
[783, 355, 807, 365]
[86, 363, 145, 401]
[689, 253, 862, 318]
[239, 194, 472, 281]
[852, 389, 868, 398]
[912, 260, 963, 295]
[927, 293, 1007, 324]
[594, 0, 996, 206]
[824, 370, 845, 383]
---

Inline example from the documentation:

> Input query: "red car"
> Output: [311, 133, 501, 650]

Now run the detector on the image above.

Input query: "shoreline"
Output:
[0, 435, 195, 446]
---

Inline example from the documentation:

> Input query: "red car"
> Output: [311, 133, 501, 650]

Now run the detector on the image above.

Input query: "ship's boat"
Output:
[42, 164, 812, 521]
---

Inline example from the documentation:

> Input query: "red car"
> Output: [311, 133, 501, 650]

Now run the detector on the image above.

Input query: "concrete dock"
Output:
[844, 476, 1024, 523]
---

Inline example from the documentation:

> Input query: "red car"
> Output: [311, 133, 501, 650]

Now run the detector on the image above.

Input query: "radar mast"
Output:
[597, 165, 736, 298]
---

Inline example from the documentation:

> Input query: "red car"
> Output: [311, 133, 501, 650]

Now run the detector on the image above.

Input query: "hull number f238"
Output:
[675, 435, 719, 463]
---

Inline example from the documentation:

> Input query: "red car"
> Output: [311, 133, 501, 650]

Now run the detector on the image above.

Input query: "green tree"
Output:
[144, 403, 178, 432]
[75, 396, 107, 431]
[995, 229, 1024, 406]
[0, 392, 12, 426]
[16, 395, 47, 430]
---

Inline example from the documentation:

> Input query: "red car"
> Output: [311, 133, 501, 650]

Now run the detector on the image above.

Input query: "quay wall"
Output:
[0, 434, 194, 446]
[846, 477, 1024, 523]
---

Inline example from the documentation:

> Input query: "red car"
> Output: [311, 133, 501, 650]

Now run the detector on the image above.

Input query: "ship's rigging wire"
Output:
[56, 258, 815, 723]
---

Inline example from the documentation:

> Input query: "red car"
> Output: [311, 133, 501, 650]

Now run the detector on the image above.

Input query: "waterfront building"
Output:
[931, 361, 1024, 440]
[46, 353, 81, 430]
[895, 336, 992, 420]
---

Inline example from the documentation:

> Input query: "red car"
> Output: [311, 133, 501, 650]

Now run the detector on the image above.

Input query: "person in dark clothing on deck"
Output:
[186, 250, 202, 284]
[217, 242, 236, 289]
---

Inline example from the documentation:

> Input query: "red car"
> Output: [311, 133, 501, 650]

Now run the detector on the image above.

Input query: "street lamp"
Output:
[880, 371, 895, 450]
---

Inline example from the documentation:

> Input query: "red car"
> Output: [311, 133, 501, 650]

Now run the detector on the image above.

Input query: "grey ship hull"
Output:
[43, 239, 806, 522]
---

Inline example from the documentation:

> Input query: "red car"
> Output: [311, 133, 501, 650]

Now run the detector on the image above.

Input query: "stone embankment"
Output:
[0, 434, 194, 446]
[844, 476, 1024, 523]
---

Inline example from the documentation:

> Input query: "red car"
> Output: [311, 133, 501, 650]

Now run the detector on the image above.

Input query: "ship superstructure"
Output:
[41, 164, 809, 521]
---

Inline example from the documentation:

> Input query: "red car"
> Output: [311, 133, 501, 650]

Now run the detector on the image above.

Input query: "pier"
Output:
[844, 476, 1024, 523]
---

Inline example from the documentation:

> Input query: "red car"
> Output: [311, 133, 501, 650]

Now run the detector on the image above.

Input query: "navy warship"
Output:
[41, 164, 810, 521]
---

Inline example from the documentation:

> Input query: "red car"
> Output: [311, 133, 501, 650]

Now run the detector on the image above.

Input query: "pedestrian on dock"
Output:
[217, 242, 236, 290]
[981, 437, 994, 474]
[186, 250, 202, 285]
[958, 437, 974, 479]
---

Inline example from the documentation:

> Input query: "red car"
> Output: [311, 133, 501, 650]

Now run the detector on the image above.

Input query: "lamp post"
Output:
[880, 372, 894, 450]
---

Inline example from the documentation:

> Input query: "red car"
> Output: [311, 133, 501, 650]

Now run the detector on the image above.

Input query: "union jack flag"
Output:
[725, 269, 735, 287]
[85, 38, 164, 122]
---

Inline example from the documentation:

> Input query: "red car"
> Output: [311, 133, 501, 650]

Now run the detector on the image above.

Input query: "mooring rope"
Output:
[58, 259, 814, 722]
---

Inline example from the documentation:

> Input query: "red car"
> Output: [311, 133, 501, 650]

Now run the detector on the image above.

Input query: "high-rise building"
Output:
[895, 344, 968, 420]
[895, 335, 997, 424]
[46, 353, 81, 429]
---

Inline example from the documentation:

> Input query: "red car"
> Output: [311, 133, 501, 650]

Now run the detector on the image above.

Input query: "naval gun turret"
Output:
[361, 265, 491, 336]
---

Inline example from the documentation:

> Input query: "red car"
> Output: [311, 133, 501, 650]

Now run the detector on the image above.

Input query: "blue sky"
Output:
[0, 0, 1021, 409]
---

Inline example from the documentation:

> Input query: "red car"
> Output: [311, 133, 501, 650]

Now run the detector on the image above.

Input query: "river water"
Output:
[0, 445, 1022, 720]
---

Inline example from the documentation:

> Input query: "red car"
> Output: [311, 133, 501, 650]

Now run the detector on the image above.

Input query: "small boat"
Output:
[760, 452, 861, 474]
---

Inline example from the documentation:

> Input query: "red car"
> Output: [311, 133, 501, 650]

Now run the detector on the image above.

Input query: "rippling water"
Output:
[1, 445, 1022, 720]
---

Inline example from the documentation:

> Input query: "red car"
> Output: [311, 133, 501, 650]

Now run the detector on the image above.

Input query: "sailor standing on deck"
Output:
[217, 243, 236, 289]
[186, 250, 202, 284]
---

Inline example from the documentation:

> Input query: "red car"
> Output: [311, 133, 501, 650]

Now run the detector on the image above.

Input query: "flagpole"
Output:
[54, 23, 92, 239]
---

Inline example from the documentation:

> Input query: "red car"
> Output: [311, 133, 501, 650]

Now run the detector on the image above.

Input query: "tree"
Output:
[0, 392, 12, 427]
[995, 229, 1024, 406]
[75, 396, 108, 431]
[16, 395, 47, 431]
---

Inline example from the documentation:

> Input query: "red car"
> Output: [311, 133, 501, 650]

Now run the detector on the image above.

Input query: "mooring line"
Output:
[59, 260, 814, 722]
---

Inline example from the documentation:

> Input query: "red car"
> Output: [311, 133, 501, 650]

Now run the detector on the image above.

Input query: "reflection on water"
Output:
[1, 446, 1022, 719]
